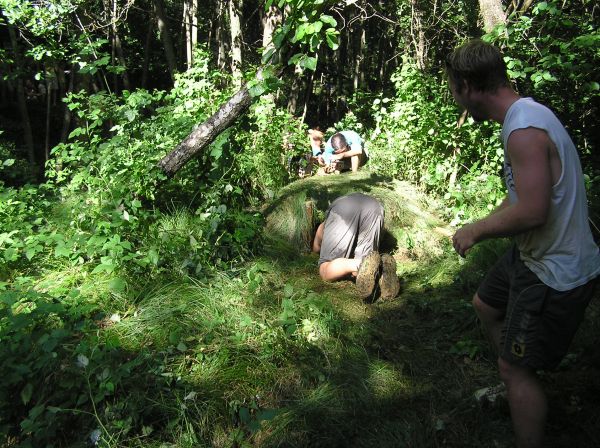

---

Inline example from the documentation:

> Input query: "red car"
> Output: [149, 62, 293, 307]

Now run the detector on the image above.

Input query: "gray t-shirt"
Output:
[318, 193, 383, 265]
[501, 98, 600, 291]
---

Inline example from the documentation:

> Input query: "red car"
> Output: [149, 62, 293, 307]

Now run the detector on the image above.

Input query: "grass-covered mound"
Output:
[263, 170, 452, 262]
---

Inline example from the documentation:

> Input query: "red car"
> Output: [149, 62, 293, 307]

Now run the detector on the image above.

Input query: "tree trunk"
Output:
[191, 0, 198, 64]
[184, 0, 199, 69]
[479, 0, 506, 33]
[112, 0, 131, 90]
[287, 65, 302, 115]
[45, 67, 52, 161]
[411, 0, 427, 70]
[229, 0, 243, 87]
[216, 0, 228, 73]
[61, 65, 76, 143]
[154, 0, 177, 82]
[141, 17, 154, 88]
[8, 24, 35, 164]
[354, 27, 366, 90]
[158, 85, 253, 176]
[300, 67, 315, 123]
[262, 5, 282, 53]
[158, 1, 336, 178]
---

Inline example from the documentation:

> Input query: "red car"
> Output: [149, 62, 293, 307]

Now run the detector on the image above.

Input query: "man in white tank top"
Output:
[446, 39, 600, 448]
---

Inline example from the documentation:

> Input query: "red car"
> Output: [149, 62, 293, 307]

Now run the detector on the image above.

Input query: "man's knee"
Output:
[497, 356, 534, 385]
[472, 292, 482, 308]
[319, 262, 336, 282]
[497, 357, 513, 381]
[473, 293, 503, 321]
[319, 262, 330, 281]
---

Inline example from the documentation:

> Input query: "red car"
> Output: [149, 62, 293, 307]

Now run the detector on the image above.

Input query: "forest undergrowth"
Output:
[2, 171, 599, 448]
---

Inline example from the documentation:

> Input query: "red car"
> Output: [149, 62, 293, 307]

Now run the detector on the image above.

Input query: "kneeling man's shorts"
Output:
[478, 245, 597, 370]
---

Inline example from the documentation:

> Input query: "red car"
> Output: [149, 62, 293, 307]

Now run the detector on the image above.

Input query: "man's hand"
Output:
[312, 223, 324, 253]
[452, 223, 479, 257]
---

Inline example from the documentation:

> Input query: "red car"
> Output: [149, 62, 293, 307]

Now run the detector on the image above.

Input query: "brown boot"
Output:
[355, 251, 381, 299]
[379, 254, 400, 300]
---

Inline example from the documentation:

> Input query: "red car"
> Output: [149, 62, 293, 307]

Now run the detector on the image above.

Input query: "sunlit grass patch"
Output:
[366, 359, 412, 400]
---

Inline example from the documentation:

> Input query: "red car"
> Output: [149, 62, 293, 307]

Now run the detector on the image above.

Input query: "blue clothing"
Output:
[323, 130, 363, 164]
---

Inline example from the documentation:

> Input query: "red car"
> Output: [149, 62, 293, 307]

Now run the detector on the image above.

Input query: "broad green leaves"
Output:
[263, 1, 339, 73]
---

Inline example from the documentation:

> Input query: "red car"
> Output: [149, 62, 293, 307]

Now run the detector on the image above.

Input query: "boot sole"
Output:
[356, 251, 380, 298]
[380, 254, 400, 300]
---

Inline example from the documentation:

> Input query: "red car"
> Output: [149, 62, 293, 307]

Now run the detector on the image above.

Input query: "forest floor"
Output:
[253, 170, 600, 447]
[6, 171, 600, 448]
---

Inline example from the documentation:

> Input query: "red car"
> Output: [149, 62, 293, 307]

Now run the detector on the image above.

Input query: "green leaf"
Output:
[284, 284, 294, 297]
[301, 56, 317, 71]
[288, 53, 303, 65]
[21, 383, 33, 405]
[92, 263, 115, 274]
[261, 47, 276, 64]
[325, 30, 339, 50]
[148, 249, 159, 265]
[248, 81, 267, 97]
[124, 109, 136, 122]
[320, 14, 337, 27]
[54, 245, 71, 258]
[293, 23, 307, 42]
[2, 159, 15, 167]
[25, 247, 37, 260]
[109, 277, 126, 293]
[68, 127, 85, 139]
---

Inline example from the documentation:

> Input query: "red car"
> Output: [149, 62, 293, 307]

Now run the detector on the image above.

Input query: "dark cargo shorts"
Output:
[477, 245, 597, 370]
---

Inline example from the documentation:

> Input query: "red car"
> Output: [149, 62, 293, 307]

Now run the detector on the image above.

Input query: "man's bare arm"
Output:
[312, 222, 324, 253]
[332, 144, 363, 160]
[453, 128, 552, 256]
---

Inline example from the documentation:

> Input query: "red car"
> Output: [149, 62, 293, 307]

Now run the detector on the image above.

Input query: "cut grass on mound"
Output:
[263, 171, 451, 261]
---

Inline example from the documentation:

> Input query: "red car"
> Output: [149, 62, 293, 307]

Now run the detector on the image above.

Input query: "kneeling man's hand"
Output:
[452, 223, 478, 257]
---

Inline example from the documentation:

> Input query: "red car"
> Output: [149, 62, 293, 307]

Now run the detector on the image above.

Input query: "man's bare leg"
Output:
[473, 293, 546, 448]
[472, 293, 504, 352]
[498, 358, 547, 448]
[351, 155, 360, 172]
[319, 258, 360, 282]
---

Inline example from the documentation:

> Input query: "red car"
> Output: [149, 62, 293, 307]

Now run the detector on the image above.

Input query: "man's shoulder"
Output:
[341, 130, 363, 144]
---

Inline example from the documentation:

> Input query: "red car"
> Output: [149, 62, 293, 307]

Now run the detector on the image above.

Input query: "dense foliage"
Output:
[1, 0, 599, 446]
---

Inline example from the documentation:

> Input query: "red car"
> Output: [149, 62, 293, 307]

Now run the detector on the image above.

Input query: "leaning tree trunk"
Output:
[157, 1, 337, 179]
[158, 86, 253, 176]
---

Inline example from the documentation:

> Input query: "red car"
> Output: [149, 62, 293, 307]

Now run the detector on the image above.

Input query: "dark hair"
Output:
[445, 39, 510, 94]
[331, 133, 348, 151]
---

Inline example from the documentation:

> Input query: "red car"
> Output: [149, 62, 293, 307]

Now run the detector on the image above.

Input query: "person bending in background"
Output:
[307, 128, 326, 169]
[323, 130, 367, 173]
[446, 39, 600, 448]
[312, 193, 400, 300]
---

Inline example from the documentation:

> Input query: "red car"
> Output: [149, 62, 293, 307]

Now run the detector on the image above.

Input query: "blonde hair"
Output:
[308, 129, 324, 142]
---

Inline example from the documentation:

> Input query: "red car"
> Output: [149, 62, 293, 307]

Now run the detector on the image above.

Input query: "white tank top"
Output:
[501, 98, 600, 291]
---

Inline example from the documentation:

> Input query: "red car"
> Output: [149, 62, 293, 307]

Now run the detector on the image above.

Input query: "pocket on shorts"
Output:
[511, 260, 548, 315]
